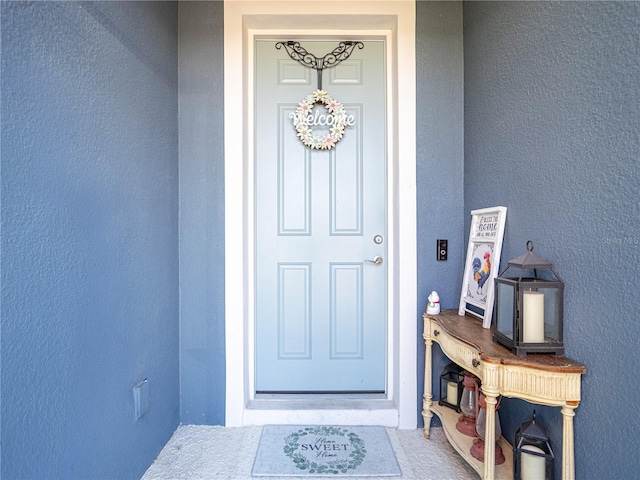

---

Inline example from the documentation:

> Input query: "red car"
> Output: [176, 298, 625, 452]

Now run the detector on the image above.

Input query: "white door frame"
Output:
[224, 0, 416, 428]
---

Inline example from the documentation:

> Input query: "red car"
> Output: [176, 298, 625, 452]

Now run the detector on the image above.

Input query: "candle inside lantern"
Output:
[523, 291, 545, 343]
[446, 381, 458, 405]
[520, 445, 546, 480]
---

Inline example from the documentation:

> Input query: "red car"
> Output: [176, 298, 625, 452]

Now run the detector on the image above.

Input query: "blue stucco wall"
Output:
[415, 1, 465, 427]
[1, 2, 180, 478]
[178, 0, 226, 425]
[464, 2, 640, 478]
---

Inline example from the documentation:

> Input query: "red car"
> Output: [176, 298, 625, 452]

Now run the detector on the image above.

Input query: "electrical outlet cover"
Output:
[133, 379, 149, 420]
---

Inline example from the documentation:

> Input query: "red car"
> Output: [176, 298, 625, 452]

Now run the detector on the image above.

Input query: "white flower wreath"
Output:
[290, 90, 350, 150]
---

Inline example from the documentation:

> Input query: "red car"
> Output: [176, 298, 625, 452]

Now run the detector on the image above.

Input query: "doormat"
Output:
[252, 425, 401, 477]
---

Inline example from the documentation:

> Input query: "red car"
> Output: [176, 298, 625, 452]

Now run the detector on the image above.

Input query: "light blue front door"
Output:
[255, 40, 387, 392]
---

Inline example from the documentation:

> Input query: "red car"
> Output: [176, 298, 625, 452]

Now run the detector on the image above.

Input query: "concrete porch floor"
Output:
[142, 425, 479, 479]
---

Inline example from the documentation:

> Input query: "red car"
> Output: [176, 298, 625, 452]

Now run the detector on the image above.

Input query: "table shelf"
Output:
[430, 404, 513, 480]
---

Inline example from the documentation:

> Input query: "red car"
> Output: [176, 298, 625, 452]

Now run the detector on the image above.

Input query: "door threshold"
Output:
[244, 395, 399, 426]
[254, 393, 387, 401]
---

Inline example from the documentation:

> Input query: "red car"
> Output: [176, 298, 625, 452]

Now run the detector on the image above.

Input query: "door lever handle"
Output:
[364, 256, 383, 265]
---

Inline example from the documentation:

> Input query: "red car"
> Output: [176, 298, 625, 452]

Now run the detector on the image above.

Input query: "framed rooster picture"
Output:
[458, 206, 507, 328]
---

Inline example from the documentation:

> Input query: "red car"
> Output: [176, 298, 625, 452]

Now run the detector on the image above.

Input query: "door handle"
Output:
[364, 256, 383, 265]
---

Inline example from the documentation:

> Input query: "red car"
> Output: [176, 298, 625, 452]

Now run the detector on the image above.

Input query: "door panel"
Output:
[255, 39, 386, 392]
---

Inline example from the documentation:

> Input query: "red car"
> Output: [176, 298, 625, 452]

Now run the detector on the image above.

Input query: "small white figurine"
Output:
[426, 291, 441, 315]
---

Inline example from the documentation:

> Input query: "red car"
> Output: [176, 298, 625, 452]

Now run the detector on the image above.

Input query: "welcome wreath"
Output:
[290, 90, 352, 150]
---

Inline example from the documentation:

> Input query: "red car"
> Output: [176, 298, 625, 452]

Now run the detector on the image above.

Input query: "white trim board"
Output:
[224, 0, 417, 429]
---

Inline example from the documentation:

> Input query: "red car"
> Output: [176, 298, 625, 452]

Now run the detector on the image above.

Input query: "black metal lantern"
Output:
[438, 363, 464, 411]
[493, 241, 564, 356]
[514, 410, 555, 480]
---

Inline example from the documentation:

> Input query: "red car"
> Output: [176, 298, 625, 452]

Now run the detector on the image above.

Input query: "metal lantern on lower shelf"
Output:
[470, 390, 505, 465]
[455, 371, 480, 437]
[514, 410, 555, 480]
[493, 241, 564, 356]
[439, 363, 464, 412]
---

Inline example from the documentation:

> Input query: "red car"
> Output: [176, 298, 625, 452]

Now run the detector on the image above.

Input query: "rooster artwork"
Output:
[460, 207, 506, 328]
[472, 250, 492, 295]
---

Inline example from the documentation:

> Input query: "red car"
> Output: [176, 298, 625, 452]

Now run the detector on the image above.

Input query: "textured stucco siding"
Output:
[464, 2, 640, 479]
[1, 2, 180, 478]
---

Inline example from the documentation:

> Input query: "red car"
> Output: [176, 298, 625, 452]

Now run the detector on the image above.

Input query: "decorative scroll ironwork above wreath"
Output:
[275, 41, 364, 90]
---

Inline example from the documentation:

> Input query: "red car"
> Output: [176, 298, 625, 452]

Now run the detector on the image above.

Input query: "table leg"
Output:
[483, 391, 498, 480]
[422, 335, 433, 439]
[561, 403, 578, 480]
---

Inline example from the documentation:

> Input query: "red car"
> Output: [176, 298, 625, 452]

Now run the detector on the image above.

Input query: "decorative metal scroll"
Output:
[275, 41, 364, 90]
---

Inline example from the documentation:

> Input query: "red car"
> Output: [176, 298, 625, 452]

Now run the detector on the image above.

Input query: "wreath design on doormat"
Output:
[290, 90, 349, 150]
[282, 426, 367, 474]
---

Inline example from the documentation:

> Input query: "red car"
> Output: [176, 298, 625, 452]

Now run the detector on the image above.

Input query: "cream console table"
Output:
[423, 310, 586, 480]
